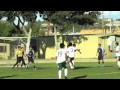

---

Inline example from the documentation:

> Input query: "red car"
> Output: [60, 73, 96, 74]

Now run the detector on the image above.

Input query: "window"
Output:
[0, 46, 6, 52]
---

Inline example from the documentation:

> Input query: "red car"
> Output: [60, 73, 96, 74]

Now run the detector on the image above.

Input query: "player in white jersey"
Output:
[67, 42, 76, 69]
[73, 44, 81, 67]
[56, 43, 68, 79]
[113, 42, 120, 70]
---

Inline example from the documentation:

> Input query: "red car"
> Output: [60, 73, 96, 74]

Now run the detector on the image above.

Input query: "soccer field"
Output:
[0, 61, 120, 79]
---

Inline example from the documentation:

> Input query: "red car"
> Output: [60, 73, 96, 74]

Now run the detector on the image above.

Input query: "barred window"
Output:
[0, 46, 6, 52]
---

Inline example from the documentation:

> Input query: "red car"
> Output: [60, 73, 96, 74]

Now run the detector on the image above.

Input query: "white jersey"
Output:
[116, 46, 120, 56]
[67, 46, 76, 58]
[74, 47, 77, 52]
[56, 48, 67, 63]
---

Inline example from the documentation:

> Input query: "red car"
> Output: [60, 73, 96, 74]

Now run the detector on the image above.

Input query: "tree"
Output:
[26, 21, 46, 37]
[0, 21, 15, 36]
[43, 11, 101, 49]
[0, 11, 43, 53]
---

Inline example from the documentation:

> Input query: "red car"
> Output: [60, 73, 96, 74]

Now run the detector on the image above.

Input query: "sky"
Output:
[99, 11, 120, 20]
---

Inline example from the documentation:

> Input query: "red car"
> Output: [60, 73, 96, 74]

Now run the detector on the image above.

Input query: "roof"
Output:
[99, 34, 120, 38]
[80, 29, 120, 35]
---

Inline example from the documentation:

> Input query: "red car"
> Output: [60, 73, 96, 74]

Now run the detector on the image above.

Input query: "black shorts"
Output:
[98, 56, 103, 60]
[28, 57, 34, 63]
[17, 57, 23, 63]
[69, 57, 74, 62]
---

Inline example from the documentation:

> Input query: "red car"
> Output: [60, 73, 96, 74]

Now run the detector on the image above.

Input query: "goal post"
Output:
[0, 37, 28, 65]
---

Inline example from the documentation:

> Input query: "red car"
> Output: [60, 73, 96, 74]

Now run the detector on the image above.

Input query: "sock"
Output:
[64, 68, 68, 77]
[102, 61, 104, 64]
[33, 63, 35, 68]
[58, 70, 62, 79]
[69, 62, 74, 69]
[72, 60, 75, 66]
[98, 61, 100, 64]
[117, 61, 120, 68]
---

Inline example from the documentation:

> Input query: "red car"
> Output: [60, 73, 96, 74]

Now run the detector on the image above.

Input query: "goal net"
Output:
[0, 37, 28, 66]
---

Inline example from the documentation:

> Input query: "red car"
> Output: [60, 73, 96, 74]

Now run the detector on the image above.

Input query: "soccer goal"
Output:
[0, 37, 28, 66]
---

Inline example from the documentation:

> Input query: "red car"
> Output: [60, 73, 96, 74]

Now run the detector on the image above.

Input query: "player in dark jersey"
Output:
[27, 46, 36, 69]
[96, 44, 105, 67]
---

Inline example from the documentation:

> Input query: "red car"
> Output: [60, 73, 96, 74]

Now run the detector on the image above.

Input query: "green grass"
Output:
[0, 62, 120, 79]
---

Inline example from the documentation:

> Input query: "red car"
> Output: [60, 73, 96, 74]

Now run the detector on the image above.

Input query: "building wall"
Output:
[33, 35, 99, 59]
[75, 36, 99, 59]
[0, 43, 10, 59]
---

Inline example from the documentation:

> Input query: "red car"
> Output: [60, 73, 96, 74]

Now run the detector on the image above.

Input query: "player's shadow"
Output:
[0, 75, 17, 79]
[102, 65, 113, 67]
[74, 66, 92, 70]
[35, 67, 44, 70]
[71, 75, 87, 79]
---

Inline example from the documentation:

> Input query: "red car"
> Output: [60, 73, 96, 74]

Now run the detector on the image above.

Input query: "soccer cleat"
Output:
[33, 66, 36, 68]
[17, 65, 19, 68]
[97, 65, 100, 67]
[26, 66, 29, 69]
[64, 76, 67, 79]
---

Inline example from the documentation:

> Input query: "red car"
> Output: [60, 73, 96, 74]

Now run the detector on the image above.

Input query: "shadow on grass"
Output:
[74, 66, 92, 70]
[103, 65, 113, 67]
[0, 75, 17, 79]
[35, 67, 44, 69]
[71, 75, 87, 79]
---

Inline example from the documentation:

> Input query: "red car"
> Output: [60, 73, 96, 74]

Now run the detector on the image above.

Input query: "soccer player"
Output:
[96, 44, 105, 67]
[27, 46, 36, 69]
[73, 44, 82, 54]
[56, 43, 68, 79]
[12, 46, 23, 68]
[17, 47, 27, 68]
[113, 42, 120, 69]
[72, 43, 81, 67]
[20, 47, 27, 68]
[67, 42, 76, 69]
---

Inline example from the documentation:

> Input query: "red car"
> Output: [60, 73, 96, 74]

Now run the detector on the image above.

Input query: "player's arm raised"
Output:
[77, 49, 82, 54]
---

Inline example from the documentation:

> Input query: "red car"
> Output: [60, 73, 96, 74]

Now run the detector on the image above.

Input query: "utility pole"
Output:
[102, 11, 104, 34]
[48, 21, 50, 36]
[54, 24, 57, 51]
[109, 11, 112, 33]
[73, 25, 75, 35]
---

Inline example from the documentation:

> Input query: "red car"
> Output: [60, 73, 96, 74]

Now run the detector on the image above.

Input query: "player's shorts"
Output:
[69, 57, 74, 62]
[98, 55, 103, 60]
[28, 57, 34, 63]
[17, 57, 23, 63]
[117, 56, 120, 61]
[57, 61, 67, 70]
